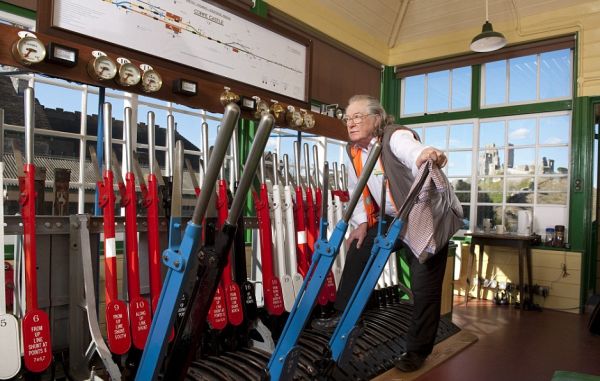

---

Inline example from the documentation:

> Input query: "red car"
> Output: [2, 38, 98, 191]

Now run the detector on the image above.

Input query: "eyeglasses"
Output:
[341, 113, 373, 126]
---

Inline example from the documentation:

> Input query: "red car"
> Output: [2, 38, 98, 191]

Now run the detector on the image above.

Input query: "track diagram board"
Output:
[51, 0, 308, 101]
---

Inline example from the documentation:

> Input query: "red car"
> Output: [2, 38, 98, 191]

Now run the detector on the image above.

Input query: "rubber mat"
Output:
[185, 301, 464, 380]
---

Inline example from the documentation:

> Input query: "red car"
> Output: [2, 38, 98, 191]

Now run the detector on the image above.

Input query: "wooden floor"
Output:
[411, 298, 600, 381]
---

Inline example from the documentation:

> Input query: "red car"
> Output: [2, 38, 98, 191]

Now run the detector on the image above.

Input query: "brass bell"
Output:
[270, 100, 286, 125]
[253, 96, 270, 120]
[219, 86, 240, 106]
[300, 109, 315, 130]
[285, 106, 303, 129]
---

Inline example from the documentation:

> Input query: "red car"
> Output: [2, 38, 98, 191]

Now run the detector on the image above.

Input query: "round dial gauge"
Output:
[12, 34, 46, 65]
[116, 62, 141, 87]
[141, 69, 162, 93]
[87, 54, 117, 81]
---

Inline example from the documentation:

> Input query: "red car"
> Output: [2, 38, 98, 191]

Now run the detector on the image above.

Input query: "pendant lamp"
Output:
[470, 0, 507, 52]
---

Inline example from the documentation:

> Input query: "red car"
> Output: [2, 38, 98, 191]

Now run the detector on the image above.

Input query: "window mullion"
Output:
[471, 119, 480, 231]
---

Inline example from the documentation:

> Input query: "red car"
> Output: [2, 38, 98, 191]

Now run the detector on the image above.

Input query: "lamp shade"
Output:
[470, 21, 507, 52]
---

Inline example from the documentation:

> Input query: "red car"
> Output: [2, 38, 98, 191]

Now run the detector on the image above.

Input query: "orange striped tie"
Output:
[350, 146, 379, 227]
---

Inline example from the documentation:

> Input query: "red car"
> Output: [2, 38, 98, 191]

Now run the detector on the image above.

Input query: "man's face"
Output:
[344, 100, 378, 148]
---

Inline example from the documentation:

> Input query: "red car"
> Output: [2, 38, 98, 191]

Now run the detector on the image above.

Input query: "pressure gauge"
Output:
[285, 105, 303, 129]
[115, 58, 141, 87]
[87, 51, 117, 81]
[11, 31, 46, 65]
[140, 65, 162, 93]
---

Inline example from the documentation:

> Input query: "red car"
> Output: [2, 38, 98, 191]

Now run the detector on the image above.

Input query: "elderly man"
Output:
[314, 94, 449, 372]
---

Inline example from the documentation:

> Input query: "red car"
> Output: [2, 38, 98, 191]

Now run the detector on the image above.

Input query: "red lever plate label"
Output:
[105, 300, 131, 355]
[22, 310, 52, 373]
[129, 297, 151, 350]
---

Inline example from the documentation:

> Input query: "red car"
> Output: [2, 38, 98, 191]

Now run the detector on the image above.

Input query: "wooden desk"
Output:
[465, 233, 536, 310]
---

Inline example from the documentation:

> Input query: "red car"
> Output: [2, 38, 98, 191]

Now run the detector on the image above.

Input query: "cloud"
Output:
[509, 128, 530, 140]
[542, 137, 563, 144]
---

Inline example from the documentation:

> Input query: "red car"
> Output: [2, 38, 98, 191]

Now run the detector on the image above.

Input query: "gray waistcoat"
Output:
[381, 125, 422, 209]
[346, 124, 421, 212]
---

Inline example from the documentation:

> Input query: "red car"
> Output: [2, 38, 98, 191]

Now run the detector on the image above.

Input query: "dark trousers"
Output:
[334, 222, 448, 356]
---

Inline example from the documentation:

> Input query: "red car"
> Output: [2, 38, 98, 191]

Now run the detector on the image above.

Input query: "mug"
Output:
[483, 218, 492, 232]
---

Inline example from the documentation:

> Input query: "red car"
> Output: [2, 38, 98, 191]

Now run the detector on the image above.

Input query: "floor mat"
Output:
[371, 329, 478, 381]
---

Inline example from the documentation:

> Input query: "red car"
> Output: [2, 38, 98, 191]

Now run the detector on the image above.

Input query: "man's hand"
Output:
[346, 222, 368, 249]
[416, 147, 447, 168]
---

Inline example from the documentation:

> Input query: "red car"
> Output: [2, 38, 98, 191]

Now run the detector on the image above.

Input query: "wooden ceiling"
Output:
[265, 0, 590, 65]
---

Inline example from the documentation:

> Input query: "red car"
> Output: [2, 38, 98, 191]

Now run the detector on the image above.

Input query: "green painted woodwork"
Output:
[250, 0, 268, 17]
[0, 1, 35, 20]
[381, 66, 400, 123]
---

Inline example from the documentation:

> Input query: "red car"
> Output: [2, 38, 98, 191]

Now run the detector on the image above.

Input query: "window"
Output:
[482, 49, 572, 107]
[401, 66, 471, 116]
[476, 113, 570, 233]
[0, 72, 349, 216]
[409, 122, 475, 229]
[399, 44, 573, 235]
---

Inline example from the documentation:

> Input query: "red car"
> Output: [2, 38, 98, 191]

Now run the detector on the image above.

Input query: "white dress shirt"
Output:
[347, 130, 429, 228]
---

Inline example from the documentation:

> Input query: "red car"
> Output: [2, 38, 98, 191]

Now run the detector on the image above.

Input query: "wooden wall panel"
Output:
[454, 246, 582, 314]
[311, 38, 381, 107]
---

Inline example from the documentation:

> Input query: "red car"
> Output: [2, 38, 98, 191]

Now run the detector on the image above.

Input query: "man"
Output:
[318, 94, 449, 372]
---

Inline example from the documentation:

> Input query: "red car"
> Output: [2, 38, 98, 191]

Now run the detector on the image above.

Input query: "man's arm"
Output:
[390, 130, 447, 175]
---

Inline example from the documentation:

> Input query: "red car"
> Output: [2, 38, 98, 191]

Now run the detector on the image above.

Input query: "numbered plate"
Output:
[0, 314, 21, 379]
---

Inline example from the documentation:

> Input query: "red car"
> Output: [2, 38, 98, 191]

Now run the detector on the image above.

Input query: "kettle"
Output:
[517, 210, 532, 236]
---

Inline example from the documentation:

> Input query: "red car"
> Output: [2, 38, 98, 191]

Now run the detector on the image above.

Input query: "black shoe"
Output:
[311, 314, 341, 333]
[394, 352, 427, 372]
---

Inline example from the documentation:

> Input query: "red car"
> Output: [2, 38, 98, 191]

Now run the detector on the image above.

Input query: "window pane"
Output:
[476, 205, 502, 228]
[504, 206, 533, 233]
[507, 176, 534, 192]
[423, 125, 446, 148]
[326, 143, 344, 169]
[478, 177, 503, 203]
[540, 115, 569, 145]
[448, 151, 471, 176]
[478, 147, 504, 176]
[540, 49, 571, 100]
[538, 147, 569, 174]
[34, 79, 81, 113]
[451, 178, 472, 193]
[461, 205, 471, 229]
[452, 67, 471, 110]
[508, 118, 535, 146]
[480, 121, 505, 148]
[411, 126, 424, 140]
[172, 111, 203, 150]
[403, 75, 425, 115]
[509, 55, 537, 103]
[538, 192, 567, 205]
[508, 147, 535, 172]
[427, 70, 449, 113]
[506, 190, 534, 204]
[137, 105, 169, 146]
[538, 176, 568, 192]
[449, 123, 472, 149]
[484, 60, 506, 105]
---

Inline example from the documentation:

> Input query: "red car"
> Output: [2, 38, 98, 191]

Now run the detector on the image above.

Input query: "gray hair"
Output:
[347, 94, 395, 137]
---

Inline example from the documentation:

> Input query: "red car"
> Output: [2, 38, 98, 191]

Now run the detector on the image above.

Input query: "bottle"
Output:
[553, 225, 565, 247]
[545, 228, 555, 245]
